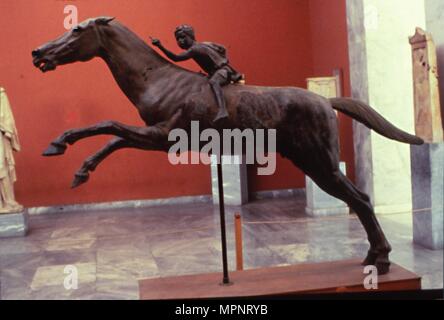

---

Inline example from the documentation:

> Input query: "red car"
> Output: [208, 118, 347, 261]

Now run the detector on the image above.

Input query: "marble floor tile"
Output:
[154, 253, 222, 277]
[50, 226, 96, 241]
[30, 262, 96, 290]
[0, 251, 45, 271]
[28, 282, 97, 300]
[45, 238, 96, 252]
[96, 234, 148, 251]
[96, 247, 159, 282]
[148, 232, 216, 258]
[95, 279, 139, 300]
[42, 249, 96, 266]
[0, 237, 47, 256]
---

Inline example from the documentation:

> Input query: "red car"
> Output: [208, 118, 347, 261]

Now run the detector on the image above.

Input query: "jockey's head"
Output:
[174, 24, 195, 49]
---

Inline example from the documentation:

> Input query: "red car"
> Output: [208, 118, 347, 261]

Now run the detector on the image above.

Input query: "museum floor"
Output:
[0, 195, 442, 299]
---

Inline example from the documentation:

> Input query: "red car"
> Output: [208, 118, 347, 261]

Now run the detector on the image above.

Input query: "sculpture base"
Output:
[0, 209, 28, 238]
[411, 142, 444, 249]
[139, 259, 421, 299]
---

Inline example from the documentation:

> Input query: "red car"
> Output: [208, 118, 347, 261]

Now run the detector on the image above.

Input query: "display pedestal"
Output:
[411, 142, 443, 249]
[0, 210, 28, 238]
[139, 259, 421, 299]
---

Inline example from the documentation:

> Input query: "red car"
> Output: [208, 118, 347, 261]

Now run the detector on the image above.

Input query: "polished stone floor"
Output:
[0, 196, 442, 299]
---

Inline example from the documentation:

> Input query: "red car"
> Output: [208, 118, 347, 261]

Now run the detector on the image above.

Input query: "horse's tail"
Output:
[330, 97, 423, 145]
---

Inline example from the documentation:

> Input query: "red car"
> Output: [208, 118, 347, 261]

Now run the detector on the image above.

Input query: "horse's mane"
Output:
[109, 19, 206, 79]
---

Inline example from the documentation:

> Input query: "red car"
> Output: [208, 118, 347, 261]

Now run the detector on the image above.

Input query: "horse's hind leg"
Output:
[72, 137, 137, 188]
[307, 169, 392, 274]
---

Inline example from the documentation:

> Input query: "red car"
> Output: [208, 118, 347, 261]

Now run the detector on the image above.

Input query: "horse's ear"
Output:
[96, 17, 115, 25]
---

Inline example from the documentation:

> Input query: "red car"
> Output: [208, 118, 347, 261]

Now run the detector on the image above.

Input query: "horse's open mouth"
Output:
[33, 58, 56, 72]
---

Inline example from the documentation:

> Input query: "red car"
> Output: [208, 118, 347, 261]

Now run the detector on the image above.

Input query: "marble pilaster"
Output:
[346, 0, 426, 214]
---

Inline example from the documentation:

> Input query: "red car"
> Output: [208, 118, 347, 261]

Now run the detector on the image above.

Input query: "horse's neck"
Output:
[99, 23, 169, 106]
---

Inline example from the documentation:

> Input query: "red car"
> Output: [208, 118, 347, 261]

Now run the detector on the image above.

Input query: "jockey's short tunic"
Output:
[189, 42, 242, 83]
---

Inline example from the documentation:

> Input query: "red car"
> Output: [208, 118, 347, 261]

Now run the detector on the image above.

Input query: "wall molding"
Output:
[28, 188, 305, 215]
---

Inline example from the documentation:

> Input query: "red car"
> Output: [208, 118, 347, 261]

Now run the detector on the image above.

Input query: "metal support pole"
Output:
[216, 156, 231, 285]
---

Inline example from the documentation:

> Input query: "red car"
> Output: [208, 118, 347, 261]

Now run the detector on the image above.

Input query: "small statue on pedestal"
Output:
[0, 87, 23, 214]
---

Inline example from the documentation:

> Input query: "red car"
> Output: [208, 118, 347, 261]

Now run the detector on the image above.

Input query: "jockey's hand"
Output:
[150, 37, 161, 47]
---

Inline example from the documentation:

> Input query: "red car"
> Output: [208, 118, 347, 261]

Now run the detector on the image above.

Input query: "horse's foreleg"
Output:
[43, 120, 169, 156]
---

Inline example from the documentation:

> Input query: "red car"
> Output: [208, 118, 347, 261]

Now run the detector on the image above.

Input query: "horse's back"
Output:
[225, 84, 335, 130]
[224, 84, 340, 172]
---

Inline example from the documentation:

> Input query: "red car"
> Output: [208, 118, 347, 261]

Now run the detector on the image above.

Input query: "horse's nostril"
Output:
[32, 49, 41, 58]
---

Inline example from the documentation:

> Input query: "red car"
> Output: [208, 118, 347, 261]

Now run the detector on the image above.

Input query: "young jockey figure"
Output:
[151, 25, 243, 123]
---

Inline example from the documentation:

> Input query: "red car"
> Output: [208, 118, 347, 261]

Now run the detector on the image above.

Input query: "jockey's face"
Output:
[175, 31, 194, 49]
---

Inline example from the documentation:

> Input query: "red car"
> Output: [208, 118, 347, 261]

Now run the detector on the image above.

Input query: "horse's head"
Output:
[32, 16, 115, 72]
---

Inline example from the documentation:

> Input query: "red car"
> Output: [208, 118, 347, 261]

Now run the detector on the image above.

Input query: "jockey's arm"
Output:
[157, 44, 193, 62]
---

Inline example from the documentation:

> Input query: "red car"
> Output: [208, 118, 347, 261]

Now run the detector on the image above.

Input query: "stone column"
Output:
[409, 28, 443, 249]
[346, 0, 426, 214]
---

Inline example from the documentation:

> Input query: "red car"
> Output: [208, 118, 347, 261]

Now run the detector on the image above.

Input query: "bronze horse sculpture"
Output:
[32, 17, 423, 274]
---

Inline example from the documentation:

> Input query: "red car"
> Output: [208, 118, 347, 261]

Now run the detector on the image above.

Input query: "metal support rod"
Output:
[216, 156, 230, 285]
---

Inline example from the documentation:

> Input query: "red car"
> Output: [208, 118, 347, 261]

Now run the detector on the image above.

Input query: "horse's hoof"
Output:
[375, 260, 391, 275]
[362, 250, 391, 275]
[42, 142, 67, 156]
[71, 172, 89, 189]
[362, 251, 378, 266]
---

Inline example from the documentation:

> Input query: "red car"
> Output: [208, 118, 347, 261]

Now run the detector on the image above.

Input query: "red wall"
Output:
[0, 0, 351, 207]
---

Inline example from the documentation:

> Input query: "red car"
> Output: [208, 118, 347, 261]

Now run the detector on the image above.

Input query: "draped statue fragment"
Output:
[0, 87, 23, 214]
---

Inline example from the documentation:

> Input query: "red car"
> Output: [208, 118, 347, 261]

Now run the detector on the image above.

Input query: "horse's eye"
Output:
[72, 27, 82, 33]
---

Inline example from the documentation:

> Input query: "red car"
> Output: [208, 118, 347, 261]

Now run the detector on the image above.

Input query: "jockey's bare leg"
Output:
[209, 72, 229, 123]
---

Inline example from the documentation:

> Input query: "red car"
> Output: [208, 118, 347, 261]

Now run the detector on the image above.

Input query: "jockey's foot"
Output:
[213, 109, 229, 124]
